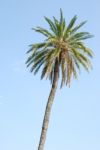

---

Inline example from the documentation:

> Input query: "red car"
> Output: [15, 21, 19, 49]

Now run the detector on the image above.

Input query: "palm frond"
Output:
[76, 42, 94, 57]
[60, 8, 63, 23]
[60, 59, 66, 88]
[32, 27, 53, 37]
[67, 15, 77, 32]
[71, 20, 87, 34]
[68, 32, 93, 42]
[72, 48, 92, 72]
[26, 42, 46, 54]
[44, 17, 57, 35]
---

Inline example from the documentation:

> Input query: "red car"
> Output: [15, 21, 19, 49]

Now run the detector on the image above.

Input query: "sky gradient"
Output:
[0, 0, 100, 150]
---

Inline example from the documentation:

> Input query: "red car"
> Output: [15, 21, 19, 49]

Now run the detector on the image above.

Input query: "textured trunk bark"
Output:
[38, 60, 59, 150]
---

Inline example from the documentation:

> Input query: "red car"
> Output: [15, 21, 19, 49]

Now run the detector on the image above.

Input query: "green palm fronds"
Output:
[26, 9, 93, 87]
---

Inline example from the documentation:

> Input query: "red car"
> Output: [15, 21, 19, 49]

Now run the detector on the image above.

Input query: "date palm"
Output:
[26, 9, 93, 150]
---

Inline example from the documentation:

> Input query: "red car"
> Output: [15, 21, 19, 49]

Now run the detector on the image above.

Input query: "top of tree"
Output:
[26, 9, 94, 88]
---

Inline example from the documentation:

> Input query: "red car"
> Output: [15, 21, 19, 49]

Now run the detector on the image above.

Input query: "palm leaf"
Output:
[33, 27, 53, 37]
[44, 17, 57, 35]
[71, 20, 87, 34]
[67, 15, 77, 31]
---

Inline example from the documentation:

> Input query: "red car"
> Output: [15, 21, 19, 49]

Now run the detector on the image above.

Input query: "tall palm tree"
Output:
[26, 9, 94, 150]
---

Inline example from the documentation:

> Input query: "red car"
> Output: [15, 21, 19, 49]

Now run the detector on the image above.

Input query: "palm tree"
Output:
[26, 9, 94, 150]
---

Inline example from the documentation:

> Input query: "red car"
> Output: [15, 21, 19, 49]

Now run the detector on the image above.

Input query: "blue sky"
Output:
[0, 0, 100, 150]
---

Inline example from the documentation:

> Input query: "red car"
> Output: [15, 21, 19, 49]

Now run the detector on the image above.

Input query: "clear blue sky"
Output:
[0, 0, 100, 150]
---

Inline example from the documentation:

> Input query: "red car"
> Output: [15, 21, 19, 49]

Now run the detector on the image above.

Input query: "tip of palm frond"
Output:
[83, 20, 88, 24]
[44, 16, 48, 20]
[88, 50, 94, 58]
[26, 49, 32, 54]
[91, 51, 95, 57]
[80, 20, 88, 27]
[89, 34, 94, 38]
[60, 8, 63, 17]
[31, 27, 36, 31]
[60, 83, 63, 89]
[60, 8, 62, 12]
[30, 67, 34, 72]
[66, 82, 71, 88]
[26, 45, 33, 54]
[25, 60, 28, 64]
[72, 15, 78, 21]
[26, 62, 30, 67]
[85, 34, 94, 40]
[41, 75, 44, 80]
[74, 15, 77, 18]
[44, 16, 51, 23]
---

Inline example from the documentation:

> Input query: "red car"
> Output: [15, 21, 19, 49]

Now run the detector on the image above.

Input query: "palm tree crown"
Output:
[26, 9, 93, 87]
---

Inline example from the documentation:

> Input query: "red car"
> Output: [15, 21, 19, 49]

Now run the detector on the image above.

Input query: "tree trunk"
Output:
[38, 60, 59, 150]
